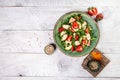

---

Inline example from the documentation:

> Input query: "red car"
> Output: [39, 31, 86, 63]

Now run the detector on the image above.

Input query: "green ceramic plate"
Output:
[53, 11, 100, 57]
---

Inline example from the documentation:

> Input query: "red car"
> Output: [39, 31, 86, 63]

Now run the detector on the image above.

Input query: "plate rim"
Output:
[53, 11, 100, 57]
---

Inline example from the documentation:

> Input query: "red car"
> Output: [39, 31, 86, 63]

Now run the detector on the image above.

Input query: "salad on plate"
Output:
[58, 14, 96, 52]
[54, 11, 99, 57]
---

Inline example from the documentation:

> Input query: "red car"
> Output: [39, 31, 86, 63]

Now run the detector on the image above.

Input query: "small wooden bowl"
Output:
[82, 48, 110, 77]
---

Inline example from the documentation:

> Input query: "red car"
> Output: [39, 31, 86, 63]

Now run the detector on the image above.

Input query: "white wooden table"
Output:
[0, 0, 120, 80]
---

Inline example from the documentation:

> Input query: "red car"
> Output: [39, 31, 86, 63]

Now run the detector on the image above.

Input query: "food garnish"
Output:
[91, 51, 102, 60]
[58, 14, 96, 52]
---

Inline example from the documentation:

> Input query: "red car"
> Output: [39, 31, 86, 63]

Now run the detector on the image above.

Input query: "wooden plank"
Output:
[0, 31, 120, 53]
[0, 77, 120, 80]
[0, 31, 53, 53]
[0, 7, 119, 30]
[0, 53, 119, 77]
[0, 0, 119, 7]
[0, 7, 78, 30]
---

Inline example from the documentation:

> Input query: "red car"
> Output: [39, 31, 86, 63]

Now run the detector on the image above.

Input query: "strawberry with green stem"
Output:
[95, 13, 104, 22]
[87, 7, 98, 16]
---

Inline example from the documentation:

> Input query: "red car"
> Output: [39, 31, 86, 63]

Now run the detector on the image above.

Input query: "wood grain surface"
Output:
[0, 53, 119, 77]
[0, 0, 119, 80]
[82, 49, 110, 77]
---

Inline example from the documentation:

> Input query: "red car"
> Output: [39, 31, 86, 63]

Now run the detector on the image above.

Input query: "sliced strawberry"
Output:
[72, 21, 79, 29]
[92, 8, 98, 15]
[87, 7, 98, 16]
[71, 46, 75, 52]
[75, 34, 79, 41]
[69, 27, 75, 32]
[82, 39, 87, 45]
[87, 40, 90, 46]
[58, 27, 65, 33]
[88, 10, 93, 16]
[76, 45, 83, 52]
[66, 35, 72, 41]
[85, 28, 89, 33]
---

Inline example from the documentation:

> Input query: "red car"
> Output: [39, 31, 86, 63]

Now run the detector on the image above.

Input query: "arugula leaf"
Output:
[61, 41, 66, 48]
[72, 38, 75, 45]
[80, 30, 85, 35]
[79, 18, 84, 24]
[63, 17, 70, 24]
[91, 37, 96, 41]
[71, 14, 77, 18]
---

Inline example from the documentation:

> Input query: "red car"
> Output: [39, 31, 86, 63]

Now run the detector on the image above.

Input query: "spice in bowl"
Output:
[87, 60, 101, 72]
[44, 43, 56, 55]
[91, 51, 102, 60]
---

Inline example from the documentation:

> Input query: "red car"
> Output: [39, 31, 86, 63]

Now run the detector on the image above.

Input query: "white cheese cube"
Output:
[60, 31, 66, 36]
[61, 34, 68, 41]
[75, 41, 80, 46]
[86, 33, 91, 40]
[63, 25, 70, 29]
[82, 21, 87, 27]
[73, 33, 76, 38]
[73, 28, 79, 32]
[65, 41, 72, 44]
[65, 45, 72, 50]
[69, 17, 76, 23]
[83, 25, 86, 30]
[82, 21, 87, 30]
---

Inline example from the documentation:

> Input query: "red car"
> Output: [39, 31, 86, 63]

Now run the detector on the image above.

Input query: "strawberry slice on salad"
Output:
[58, 27, 65, 33]
[85, 27, 89, 33]
[82, 39, 87, 45]
[66, 35, 72, 41]
[72, 21, 79, 29]
[75, 34, 79, 41]
[69, 27, 75, 32]
[87, 40, 90, 46]
[76, 45, 83, 52]
[71, 46, 75, 52]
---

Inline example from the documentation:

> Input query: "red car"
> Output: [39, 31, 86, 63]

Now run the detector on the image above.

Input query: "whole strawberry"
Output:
[87, 7, 98, 16]
[95, 13, 103, 22]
